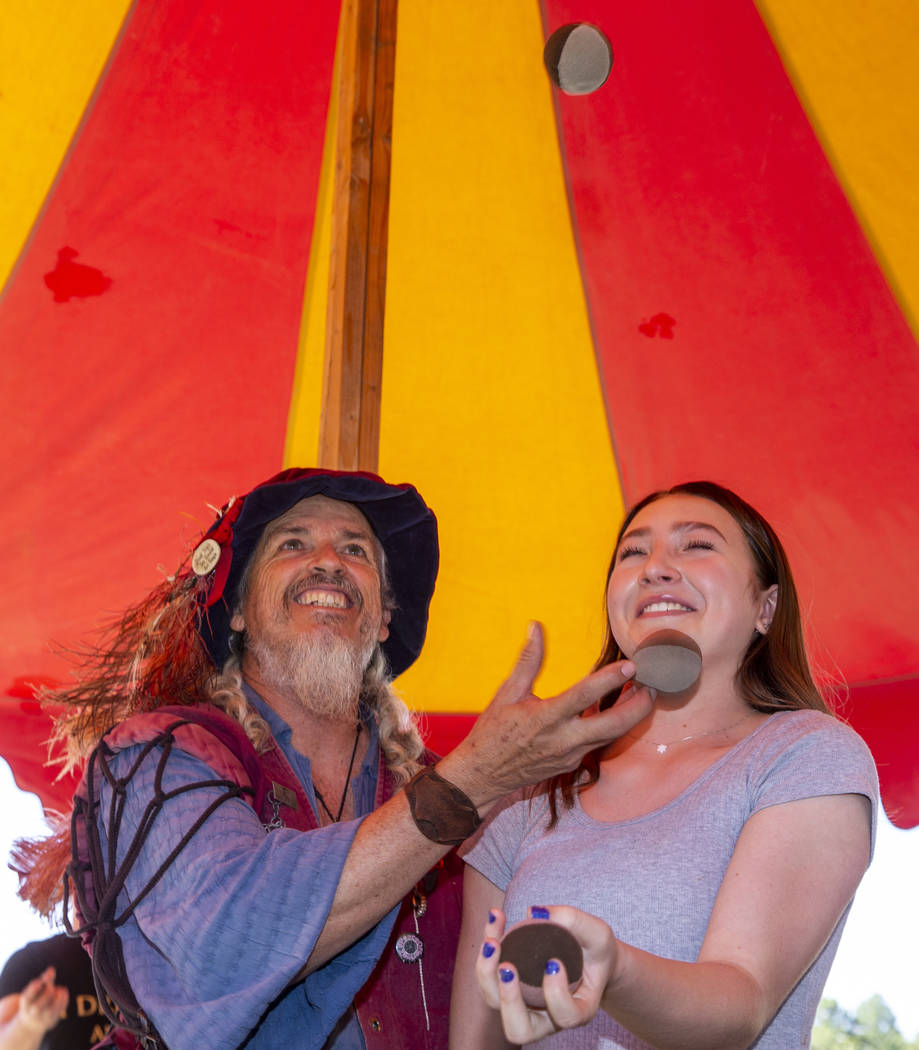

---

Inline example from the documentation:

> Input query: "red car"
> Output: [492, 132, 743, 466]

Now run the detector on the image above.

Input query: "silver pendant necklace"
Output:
[625, 711, 754, 754]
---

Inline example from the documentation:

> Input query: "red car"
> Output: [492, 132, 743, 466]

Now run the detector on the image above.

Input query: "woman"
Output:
[450, 482, 877, 1050]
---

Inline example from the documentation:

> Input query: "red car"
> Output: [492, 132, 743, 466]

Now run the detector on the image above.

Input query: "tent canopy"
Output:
[2, 0, 917, 826]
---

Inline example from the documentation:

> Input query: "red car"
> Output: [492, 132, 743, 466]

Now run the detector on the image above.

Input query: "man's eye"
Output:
[279, 538, 302, 551]
[343, 543, 367, 558]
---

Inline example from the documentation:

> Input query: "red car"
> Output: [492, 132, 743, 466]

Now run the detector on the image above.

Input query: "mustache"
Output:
[287, 571, 362, 607]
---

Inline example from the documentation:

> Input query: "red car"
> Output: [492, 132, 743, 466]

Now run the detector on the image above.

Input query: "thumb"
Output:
[492, 622, 545, 706]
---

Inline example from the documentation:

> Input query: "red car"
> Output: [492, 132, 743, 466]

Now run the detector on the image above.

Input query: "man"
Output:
[25, 468, 649, 1049]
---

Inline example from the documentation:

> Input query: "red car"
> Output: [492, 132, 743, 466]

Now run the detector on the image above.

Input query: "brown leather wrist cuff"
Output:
[405, 766, 482, 846]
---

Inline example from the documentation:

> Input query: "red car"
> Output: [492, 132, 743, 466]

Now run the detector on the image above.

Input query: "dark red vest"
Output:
[79, 704, 462, 1049]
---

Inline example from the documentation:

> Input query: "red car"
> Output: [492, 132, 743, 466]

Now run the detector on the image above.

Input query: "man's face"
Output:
[230, 495, 390, 660]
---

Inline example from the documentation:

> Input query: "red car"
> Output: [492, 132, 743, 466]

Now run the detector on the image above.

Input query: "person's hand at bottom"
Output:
[476, 906, 616, 1045]
[15, 968, 69, 1035]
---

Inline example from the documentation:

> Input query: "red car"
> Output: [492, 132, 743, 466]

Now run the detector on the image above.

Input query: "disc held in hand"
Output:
[500, 920, 584, 1008]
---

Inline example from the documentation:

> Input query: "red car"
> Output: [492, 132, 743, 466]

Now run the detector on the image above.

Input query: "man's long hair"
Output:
[15, 559, 424, 916]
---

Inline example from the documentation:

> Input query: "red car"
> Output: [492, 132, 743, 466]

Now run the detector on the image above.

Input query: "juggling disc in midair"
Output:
[543, 23, 613, 95]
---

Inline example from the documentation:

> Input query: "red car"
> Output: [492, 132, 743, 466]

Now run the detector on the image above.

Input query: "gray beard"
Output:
[247, 629, 375, 721]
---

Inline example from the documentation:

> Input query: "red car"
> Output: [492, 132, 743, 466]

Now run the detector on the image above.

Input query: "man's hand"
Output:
[307, 624, 653, 972]
[438, 622, 654, 809]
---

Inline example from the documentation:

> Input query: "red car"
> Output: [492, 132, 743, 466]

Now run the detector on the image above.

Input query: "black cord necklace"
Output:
[314, 722, 362, 823]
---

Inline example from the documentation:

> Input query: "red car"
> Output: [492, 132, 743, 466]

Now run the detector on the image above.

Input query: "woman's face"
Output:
[606, 494, 776, 676]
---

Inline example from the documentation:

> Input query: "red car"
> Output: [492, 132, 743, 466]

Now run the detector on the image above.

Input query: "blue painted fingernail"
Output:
[545, 960, 560, 975]
[488, 911, 497, 924]
[482, 942, 495, 958]
[499, 967, 515, 983]
[531, 906, 550, 920]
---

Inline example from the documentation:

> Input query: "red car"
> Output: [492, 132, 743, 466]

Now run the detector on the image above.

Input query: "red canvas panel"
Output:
[0, 692, 79, 815]
[543, 0, 919, 825]
[0, 0, 340, 691]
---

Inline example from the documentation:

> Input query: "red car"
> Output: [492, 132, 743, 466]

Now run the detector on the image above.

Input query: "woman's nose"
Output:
[640, 548, 680, 584]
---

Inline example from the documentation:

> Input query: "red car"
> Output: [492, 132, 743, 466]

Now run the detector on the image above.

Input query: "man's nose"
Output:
[308, 541, 346, 574]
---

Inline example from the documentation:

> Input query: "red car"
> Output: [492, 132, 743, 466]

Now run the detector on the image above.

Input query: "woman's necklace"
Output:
[314, 721, 362, 822]
[624, 711, 754, 754]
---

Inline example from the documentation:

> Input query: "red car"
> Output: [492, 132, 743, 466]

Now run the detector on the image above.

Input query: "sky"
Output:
[1, 758, 917, 1039]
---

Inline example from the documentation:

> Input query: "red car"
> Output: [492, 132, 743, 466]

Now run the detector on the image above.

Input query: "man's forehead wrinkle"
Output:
[253, 514, 382, 570]
[259, 520, 375, 545]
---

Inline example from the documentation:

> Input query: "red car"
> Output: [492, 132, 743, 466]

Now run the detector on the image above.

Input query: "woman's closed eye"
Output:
[684, 539, 716, 551]
[616, 544, 647, 561]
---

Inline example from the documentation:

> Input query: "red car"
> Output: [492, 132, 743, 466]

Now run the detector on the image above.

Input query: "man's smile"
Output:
[294, 589, 352, 609]
[288, 573, 361, 612]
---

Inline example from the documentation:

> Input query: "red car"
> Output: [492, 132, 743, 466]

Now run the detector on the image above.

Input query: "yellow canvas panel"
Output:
[284, 18, 342, 468]
[382, 0, 624, 712]
[0, 0, 133, 289]
[757, 0, 919, 333]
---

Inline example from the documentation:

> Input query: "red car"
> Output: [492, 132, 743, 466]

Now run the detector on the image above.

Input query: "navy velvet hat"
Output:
[195, 468, 438, 677]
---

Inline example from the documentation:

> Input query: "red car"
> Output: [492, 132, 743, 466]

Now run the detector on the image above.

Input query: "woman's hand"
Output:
[476, 906, 618, 1045]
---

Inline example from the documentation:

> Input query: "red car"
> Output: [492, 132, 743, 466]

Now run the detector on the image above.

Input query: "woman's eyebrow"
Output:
[619, 525, 651, 544]
[619, 521, 727, 544]
[674, 521, 727, 541]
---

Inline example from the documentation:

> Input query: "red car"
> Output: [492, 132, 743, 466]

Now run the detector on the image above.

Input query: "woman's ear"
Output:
[756, 585, 778, 635]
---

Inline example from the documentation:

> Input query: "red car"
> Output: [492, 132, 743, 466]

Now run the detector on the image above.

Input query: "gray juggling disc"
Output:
[543, 23, 613, 95]
[632, 630, 703, 693]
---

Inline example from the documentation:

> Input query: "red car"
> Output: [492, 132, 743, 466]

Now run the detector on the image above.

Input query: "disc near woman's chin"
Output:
[632, 630, 703, 693]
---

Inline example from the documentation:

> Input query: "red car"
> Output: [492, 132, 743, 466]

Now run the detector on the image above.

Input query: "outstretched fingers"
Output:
[528, 667, 654, 771]
[490, 622, 546, 708]
[573, 678, 657, 747]
[442, 629, 654, 807]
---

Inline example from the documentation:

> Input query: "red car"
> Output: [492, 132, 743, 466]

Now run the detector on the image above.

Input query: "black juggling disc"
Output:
[499, 920, 583, 1009]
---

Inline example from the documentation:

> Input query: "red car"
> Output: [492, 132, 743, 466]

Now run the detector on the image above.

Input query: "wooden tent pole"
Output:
[319, 0, 397, 473]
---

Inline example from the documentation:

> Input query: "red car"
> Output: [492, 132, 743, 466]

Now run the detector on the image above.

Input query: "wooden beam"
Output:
[319, 0, 397, 472]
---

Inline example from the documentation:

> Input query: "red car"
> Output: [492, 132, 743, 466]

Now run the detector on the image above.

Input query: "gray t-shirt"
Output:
[463, 710, 879, 1050]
